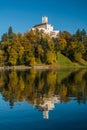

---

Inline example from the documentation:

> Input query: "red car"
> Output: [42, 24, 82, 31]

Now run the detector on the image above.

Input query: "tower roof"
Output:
[33, 23, 47, 28]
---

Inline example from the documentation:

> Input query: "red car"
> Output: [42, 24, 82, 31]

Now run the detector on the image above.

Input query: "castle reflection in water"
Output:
[0, 69, 87, 119]
[35, 96, 60, 119]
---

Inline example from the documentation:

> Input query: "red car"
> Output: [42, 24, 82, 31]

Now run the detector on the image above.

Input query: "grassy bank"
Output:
[56, 53, 82, 68]
[0, 53, 87, 70]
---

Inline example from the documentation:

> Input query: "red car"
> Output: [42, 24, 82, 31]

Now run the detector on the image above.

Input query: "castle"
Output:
[32, 16, 59, 38]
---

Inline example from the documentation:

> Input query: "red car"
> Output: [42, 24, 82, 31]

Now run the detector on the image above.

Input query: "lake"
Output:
[0, 68, 87, 130]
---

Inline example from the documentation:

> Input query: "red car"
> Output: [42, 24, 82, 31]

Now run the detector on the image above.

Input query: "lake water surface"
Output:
[0, 68, 87, 130]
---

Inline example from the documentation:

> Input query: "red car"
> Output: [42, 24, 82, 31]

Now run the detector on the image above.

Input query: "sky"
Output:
[0, 0, 87, 39]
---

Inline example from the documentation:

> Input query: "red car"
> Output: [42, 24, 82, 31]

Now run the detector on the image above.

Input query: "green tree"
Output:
[8, 48, 18, 65]
[45, 51, 56, 64]
[0, 50, 5, 66]
[1, 33, 8, 42]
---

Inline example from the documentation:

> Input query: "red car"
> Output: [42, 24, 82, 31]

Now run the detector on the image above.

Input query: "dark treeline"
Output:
[0, 26, 87, 66]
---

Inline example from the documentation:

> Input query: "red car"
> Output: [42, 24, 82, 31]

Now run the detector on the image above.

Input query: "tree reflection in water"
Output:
[0, 69, 87, 119]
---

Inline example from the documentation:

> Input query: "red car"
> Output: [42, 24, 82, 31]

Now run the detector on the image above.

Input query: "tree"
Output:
[35, 45, 44, 63]
[1, 33, 8, 42]
[45, 51, 56, 64]
[0, 50, 5, 66]
[8, 26, 13, 36]
[73, 29, 82, 42]
[23, 42, 36, 65]
[8, 48, 18, 65]
[81, 29, 86, 43]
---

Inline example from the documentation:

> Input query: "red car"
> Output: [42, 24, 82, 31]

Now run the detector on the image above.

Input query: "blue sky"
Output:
[0, 0, 87, 38]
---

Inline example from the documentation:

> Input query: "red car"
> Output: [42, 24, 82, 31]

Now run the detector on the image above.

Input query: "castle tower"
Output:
[42, 16, 48, 24]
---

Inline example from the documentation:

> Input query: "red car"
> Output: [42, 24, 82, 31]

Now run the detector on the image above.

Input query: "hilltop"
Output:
[0, 26, 87, 69]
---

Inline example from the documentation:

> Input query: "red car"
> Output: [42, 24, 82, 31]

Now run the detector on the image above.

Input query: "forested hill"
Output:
[0, 26, 87, 67]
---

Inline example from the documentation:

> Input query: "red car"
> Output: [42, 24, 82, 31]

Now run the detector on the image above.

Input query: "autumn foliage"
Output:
[0, 27, 87, 66]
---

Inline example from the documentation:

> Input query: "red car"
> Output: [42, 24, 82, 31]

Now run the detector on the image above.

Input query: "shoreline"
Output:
[0, 66, 32, 70]
[0, 64, 87, 71]
[0, 65, 50, 71]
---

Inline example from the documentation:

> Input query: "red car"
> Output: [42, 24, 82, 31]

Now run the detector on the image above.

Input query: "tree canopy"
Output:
[0, 27, 87, 66]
